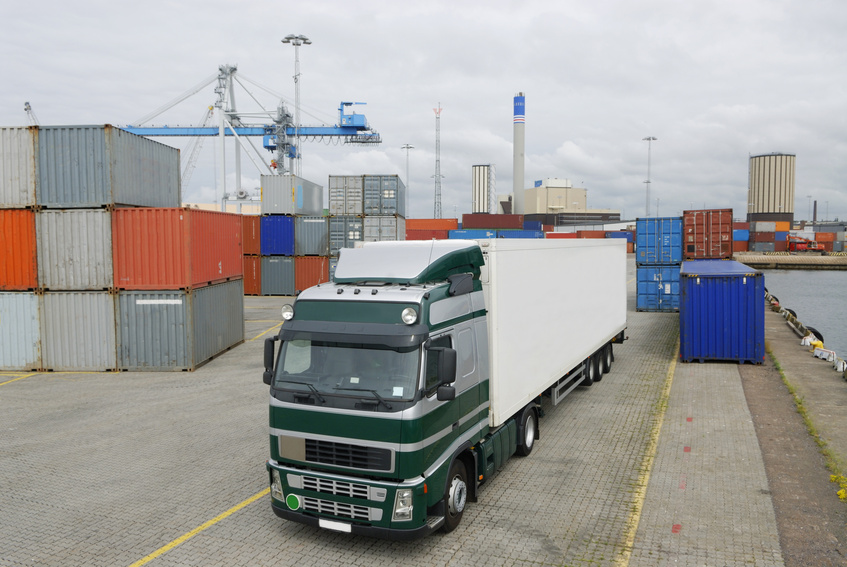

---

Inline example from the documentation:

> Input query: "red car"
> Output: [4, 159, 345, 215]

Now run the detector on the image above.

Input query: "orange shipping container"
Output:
[774, 221, 791, 232]
[242, 215, 261, 256]
[113, 208, 243, 290]
[0, 209, 37, 290]
[405, 218, 459, 231]
[545, 232, 577, 239]
[815, 232, 836, 242]
[732, 241, 749, 252]
[576, 230, 606, 239]
[243, 256, 261, 295]
[295, 256, 330, 293]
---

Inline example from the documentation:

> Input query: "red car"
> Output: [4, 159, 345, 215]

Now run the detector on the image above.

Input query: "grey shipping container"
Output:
[329, 175, 364, 215]
[37, 125, 180, 208]
[0, 292, 41, 370]
[41, 291, 116, 371]
[36, 209, 113, 290]
[364, 175, 406, 217]
[330, 216, 363, 256]
[364, 215, 406, 242]
[261, 174, 323, 215]
[294, 216, 329, 256]
[750, 241, 776, 252]
[261, 256, 295, 295]
[116, 279, 245, 371]
[750, 221, 776, 232]
[0, 127, 37, 208]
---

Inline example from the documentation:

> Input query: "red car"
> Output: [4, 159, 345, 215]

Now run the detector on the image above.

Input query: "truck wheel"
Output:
[442, 459, 468, 533]
[516, 407, 537, 457]
[581, 357, 595, 386]
[602, 343, 613, 374]
[593, 351, 604, 382]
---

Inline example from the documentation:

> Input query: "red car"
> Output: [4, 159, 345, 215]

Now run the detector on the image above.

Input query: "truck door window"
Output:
[425, 335, 452, 395]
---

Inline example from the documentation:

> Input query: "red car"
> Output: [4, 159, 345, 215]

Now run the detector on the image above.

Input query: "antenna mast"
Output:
[433, 104, 443, 219]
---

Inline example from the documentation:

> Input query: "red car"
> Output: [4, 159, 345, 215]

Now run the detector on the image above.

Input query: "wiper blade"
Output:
[334, 386, 393, 410]
[277, 379, 326, 404]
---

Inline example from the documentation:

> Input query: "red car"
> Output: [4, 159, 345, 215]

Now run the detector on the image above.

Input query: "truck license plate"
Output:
[319, 518, 352, 533]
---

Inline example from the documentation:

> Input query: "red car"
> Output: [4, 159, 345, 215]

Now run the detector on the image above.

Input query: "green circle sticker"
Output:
[286, 494, 300, 510]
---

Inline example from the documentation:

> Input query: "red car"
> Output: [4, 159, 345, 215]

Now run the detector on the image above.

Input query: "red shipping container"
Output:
[733, 222, 750, 230]
[405, 218, 458, 231]
[405, 229, 450, 240]
[542, 224, 554, 233]
[545, 232, 577, 239]
[462, 213, 523, 230]
[751, 231, 775, 243]
[773, 239, 788, 252]
[243, 256, 261, 295]
[576, 230, 606, 239]
[295, 256, 330, 293]
[732, 241, 749, 252]
[242, 215, 261, 255]
[815, 232, 836, 242]
[682, 209, 732, 260]
[113, 208, 243, 290]
[627, 242, 635, 254]
[820, 241, 834, 252]
[0, 209, 37, 290]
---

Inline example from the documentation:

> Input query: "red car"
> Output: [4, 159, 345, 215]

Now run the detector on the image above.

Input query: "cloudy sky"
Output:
[3, 0, 846, 222]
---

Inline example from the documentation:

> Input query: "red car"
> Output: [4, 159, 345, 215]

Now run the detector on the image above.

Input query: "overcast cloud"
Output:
[3, 0, 846, 221]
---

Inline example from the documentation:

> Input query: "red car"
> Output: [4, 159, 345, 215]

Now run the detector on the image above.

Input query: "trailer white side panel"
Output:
[479, 238, 627, 427]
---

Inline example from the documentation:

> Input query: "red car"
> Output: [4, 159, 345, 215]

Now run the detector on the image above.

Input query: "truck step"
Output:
[426, 516, 445, 530]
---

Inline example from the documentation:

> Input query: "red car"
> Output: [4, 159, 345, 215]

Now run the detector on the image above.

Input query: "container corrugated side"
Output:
[329, 216, 363, 256]
[242, 215, 261, 255]
[636, 217, 683, 265]
[0, 127, 37, 208]
[496, 230, 544, 239]
[462, 213, 523, 230]
[260, 215, 295, 256]
[405, 218, 458, 231]
[0, 209, 37, 290]
[329, 175, 363, 215]
[295, 256, 330, 293]
[364, 215, 404, 242]
[261, 256, 295, 295]
[37, 125, 179, 208]
[363, 175, 406, 217]
[243, 256, 261, 295]
[0, 293, 41, 370]
[679, 260, 764, 364]
[41, 291, 116, 371]
[36, 210, 112, 290]
[733, 229, 750, 242]
[636, 265, 680, 312]
[294, 216, 329, 256]
[682, 209, 733, 260]
[261, 174, 323, 215]
[405, 229, 450, 240]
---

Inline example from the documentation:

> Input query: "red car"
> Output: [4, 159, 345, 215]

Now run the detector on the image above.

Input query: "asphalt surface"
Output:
[1, 256, 844, 566]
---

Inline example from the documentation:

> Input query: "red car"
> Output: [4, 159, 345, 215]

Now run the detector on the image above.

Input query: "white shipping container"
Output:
[36, 210, 113, 290]
[751, 221, 776, 232]
[329, 175, 363, 215]
[261, 174, 323, 215]
[0, 293, 41, 370]
[364, 215, 406, 242]
[477, 239, 627, 426]
[41, 291, 116, 371]
[0, 127, 37, 208]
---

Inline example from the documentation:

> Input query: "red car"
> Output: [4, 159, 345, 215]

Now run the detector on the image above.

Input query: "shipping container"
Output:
[260, 174, 323, 216]
[113, 208, 243, 290]
[0, 126, 37, 208]
[462, 213, 524, 230]
[363, 175, 406, 217]
[750, 241, 775, 252]
[833, 241, 844, 252]
[294, 216, 329, 256]
[605, 231, 630, 240]
[449, 229, 497, 239]
[523, 220, 543, 231]
[576, 230, 606, 239]
[815, 232, 836, 242]
[261, 256, 295, 296]
[405, 229, 449, 241]
[774, 231, 789, 243]
[682, 209, 732, 260]
[496, 230, 544, 239]
[116, 279, 244, 371]
[260, 215, 295, 256]
[364, 215, 405, 242]
[751, 231, 775, 243]
[37, 125, 180, 208]
[41, 291, 116, 371]
[750, 221, 776, 232]
[295, 256, 330, 293]
[36, 210, 112, 290]
[545, 232, 577, 239]
[679, 260, 764, 364]
[243, 256, 261, 295]
[774, 239, 788, 252]
[733, 229, 750, 242]
[636, 264, 680, 312]
[405, 218, 458, 231]
[1, 209, 38, 290]
[733, 222, 750, 230]
[774, 221, 791, 232]
[329, 175, 364, 216]
[242, 215, 261, 256]
[636, 217, 683, 265]
[627, 242, 635, 254]
[0, 292, 41, 370]
[329, 215, 363, 256]
[732, 241, 749, 253]
[820, 241, 834, 252]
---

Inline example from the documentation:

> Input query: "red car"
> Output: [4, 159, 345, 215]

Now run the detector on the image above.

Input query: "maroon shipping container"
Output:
[242, 215, 261, 256]
[405, 229, 450, 241]
[732, 241, 749, 253]
[751, 231, 776, 243]
[243, 256, 261, 295]
[682, 209, 732, 260]
[732, 222, 750, 230]
[462, 213, 523, 230]
[773, 239, 788, 252]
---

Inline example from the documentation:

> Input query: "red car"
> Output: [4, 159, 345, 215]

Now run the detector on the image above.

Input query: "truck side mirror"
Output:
[263, 336, 279, 385]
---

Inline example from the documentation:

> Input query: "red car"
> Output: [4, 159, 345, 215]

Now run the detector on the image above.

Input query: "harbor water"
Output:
[761, 269, 847, 357]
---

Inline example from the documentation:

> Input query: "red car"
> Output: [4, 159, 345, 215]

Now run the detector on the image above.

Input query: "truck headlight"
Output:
[401, 307, 418, 325]
[392, 488, 413, 521]
[271, 469, 284, 501]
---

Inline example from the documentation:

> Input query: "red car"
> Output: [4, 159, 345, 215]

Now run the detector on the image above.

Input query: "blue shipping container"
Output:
[260, 215, 295, 256]
[523, 220, 543, 231]
[636, 264, 680, 312]
[775, 231, 789, 243]
[679, 260, 765, 364]
[733, 229, 750, 242]
[496, 230, 544, 239]
[606, 231, 629, 240]
[449, 229, 496, 239]
[636, 217, 683, 265]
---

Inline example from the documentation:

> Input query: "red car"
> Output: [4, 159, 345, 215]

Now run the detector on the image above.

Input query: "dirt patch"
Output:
[740, 358, 847, 566]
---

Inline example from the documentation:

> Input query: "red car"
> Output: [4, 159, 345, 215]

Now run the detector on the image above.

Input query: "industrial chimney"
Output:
[512, 93, 525, 214]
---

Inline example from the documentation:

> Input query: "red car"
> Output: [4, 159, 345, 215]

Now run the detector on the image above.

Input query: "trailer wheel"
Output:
[581, 357, 595, 386]
[442, 459, 468, 533]
[516, 407, 537, 457]
[602, 343, 613, 374]
[592, 352, 603, 382]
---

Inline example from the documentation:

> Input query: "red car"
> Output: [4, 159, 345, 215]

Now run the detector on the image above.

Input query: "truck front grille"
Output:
[305, 439, 392, 471]
[302, 496, 371, 521]
[302, 476, 370, 499]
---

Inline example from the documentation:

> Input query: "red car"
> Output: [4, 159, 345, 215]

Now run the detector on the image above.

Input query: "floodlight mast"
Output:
[282, 34, 311, 177]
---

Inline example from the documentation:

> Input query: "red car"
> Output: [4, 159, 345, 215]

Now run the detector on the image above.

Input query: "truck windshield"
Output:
[274, 339, 421, 402]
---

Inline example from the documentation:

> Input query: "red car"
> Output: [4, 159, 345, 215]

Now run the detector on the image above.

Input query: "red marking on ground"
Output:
[686, 417, 693, 422]
[679, 474, 687, 490]
[683, 446, 691, 453]
[672, 524, 682, 534]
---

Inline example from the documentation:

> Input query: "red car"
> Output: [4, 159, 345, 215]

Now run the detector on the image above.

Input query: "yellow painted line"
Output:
[0, 372, 38, 387]
[616, 339, 678, 567]
[128, 488, 270, 567]
[250, 322, 282, 342]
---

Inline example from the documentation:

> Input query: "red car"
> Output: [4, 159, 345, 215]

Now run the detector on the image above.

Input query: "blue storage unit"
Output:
[523, 220, 543, 231]
[496, 230, 544, 239]
[636, 265, 680, 312]
[636, 217, 683, 265]
[775, 231, 789, 244]
[260, 215, 295, 256]
[679, 260, 765, 364]
[449, 229, 496, 239]
[732, 229, 750, 242]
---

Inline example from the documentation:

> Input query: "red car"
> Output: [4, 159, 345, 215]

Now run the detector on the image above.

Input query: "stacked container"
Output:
[242, 215, 261, 295]
[732, 222, 750, 253]
[635, 217, 683, 312]
[682, 209, 733, 260]
[749, 220, 791, 252]
[404, 218, 458, 241]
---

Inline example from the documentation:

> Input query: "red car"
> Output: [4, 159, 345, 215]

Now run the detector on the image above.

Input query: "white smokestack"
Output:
[512, 93, 525, 214]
